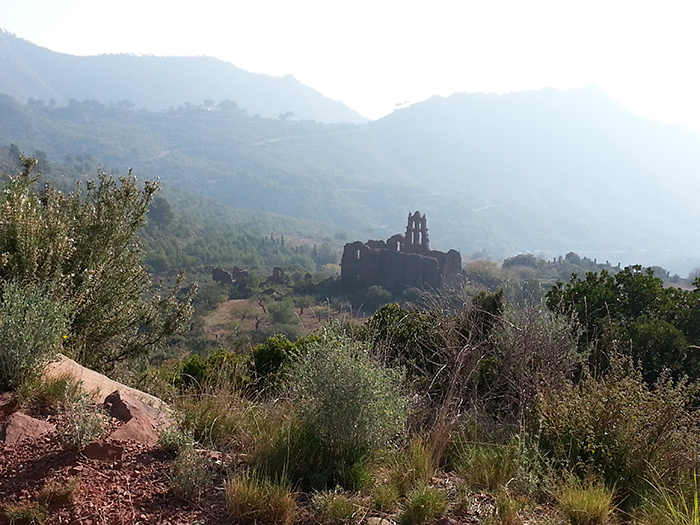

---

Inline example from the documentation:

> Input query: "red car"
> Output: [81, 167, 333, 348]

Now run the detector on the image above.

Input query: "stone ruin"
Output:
[341, 211, 462, 289]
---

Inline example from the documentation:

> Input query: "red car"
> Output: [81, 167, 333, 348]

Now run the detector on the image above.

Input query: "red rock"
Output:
[83, 441, 124, 461]
[108, 417, 158, 446]
[1, 412, 55, 445]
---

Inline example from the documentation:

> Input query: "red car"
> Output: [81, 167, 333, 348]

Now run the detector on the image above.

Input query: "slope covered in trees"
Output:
[2, 85, 700, 273]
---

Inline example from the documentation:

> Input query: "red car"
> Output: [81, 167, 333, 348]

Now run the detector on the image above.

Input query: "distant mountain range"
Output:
[0, 29, 366, 124]
[2, 30, 700, 275]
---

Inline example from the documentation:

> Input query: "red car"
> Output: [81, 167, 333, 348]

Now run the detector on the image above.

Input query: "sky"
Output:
[1, 0, 700, 129]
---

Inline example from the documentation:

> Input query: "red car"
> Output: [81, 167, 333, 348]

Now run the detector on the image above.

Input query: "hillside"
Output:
[0, 29, 366, 124]
[2, 83, 700, 273]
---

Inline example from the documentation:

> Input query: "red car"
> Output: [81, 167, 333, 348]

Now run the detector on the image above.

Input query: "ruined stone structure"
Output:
[341, 211, 462, 289]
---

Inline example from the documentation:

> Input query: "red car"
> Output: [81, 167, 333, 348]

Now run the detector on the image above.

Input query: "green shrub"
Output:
[177, 348, 250, 392]
[226, 472, 296, 525]
[0, 281, 71, 391]
[538, 357, 700, 505]
[0, 161, 194, 372]
[157, 426, 195, 457]
[399, 487, 448, 525]
[58, 392, 106, 452]
[278, 333, 407, 489]
[640, 471, 700, 525]
[178, 391, 256, 450]
[378, 438, 435, 497]
[169, 449, 213, 502]
[17, 374, 83, 412]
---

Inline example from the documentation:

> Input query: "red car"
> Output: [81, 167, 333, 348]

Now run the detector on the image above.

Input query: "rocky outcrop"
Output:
[104, 390, 162, 445]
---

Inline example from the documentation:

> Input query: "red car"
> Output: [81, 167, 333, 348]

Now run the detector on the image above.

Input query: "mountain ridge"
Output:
[0, 29, 367, 124]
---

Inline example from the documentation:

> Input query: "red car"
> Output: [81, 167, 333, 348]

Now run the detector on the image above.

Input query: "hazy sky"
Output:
[1, 0, 699, 128]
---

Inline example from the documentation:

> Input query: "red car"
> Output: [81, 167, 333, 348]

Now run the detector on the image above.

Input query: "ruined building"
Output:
[341, 211, 462, 289]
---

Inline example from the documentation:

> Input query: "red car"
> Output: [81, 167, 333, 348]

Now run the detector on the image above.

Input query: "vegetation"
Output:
[4, 151, 700, 524]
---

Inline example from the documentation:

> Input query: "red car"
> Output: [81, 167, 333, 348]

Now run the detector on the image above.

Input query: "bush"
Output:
[0, 281, 71, 391]
[226, 472, 296, 525]
[377, 438, 435, 497]
[453, 441, 520, 492]
[287, 333, 408, 488]
[58, 392, 106, 452]
[538, 357, 700, 506]
[0, 159, 194, 372]
[169, 449, 213, 502]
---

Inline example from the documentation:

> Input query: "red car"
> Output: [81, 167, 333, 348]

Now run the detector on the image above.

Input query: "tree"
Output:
[546, 266, 700, 380]
[0, 156, 194, 371]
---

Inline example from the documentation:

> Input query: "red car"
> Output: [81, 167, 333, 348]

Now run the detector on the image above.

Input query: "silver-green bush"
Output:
[0, 281, 71, 391]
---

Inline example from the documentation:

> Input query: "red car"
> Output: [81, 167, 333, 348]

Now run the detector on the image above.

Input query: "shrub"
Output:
[640, 471, 700, 525]
[177, 348, 250, 392]
[17, 374, 83, 412]
[38, 477, 79, 507]
[58, 392, 106, 452]
[399, 487, 448, 525]
[225, 472, 296, 525]
[557, 480, 615, 525]
[169, 449, 212, 502]
[0, 159, 194, 372]
[178, 390, 257, 451]
[377, 438, 435, 497]
[538, 356, 700, 506]
[0, 281, 71, 391]
[283, 333, 408, 488]
[157, 426, 195, 457]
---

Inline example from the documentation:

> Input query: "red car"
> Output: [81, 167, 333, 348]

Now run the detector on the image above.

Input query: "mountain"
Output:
[2, 80, 700, 274]
[0, 29, 366, 124]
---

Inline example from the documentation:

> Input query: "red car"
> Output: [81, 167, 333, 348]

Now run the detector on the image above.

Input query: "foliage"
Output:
[157, 426, 195, 457]
[17, 374, 84, 413]
[0, 280, 71, 391]
[289, 334, 408, 465]
[641, 471, 700, 525]
[537, 357, 700, 505]
[169, 449, 213, 502]
[546, 266, 700, 380]
[453, 441, 521, 492]
[556, 480, 615, 525]
[58, 392, 106, 452]
[3, 501, 49, 525]
[225, 472, 296, 525]
[399, 487, 448, 525]
[0, 158, 194, 371]
[38, 477, 79, 507]
[256, 332, 407, 489]
[487, 306, 584, 422]
[375, 438, 435, 497]
[177, 347, 251, 392]
[312, 489, 362, 525]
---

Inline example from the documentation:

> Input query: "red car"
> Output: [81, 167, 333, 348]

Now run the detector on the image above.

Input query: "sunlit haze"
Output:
[1, 0, 699, 129]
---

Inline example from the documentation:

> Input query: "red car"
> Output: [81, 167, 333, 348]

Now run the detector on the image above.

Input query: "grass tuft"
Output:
[557, 480, 615, 525]
[225, 472, 296, 525]
[399, 487, 448, 525]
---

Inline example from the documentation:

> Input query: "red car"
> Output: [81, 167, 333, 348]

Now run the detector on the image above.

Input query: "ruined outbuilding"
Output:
[341, 211, 462, 289]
